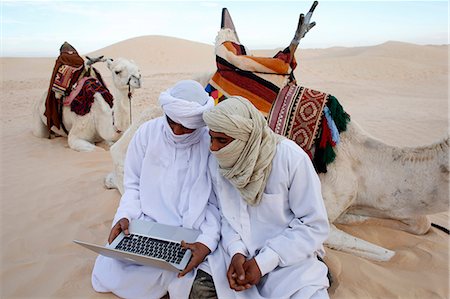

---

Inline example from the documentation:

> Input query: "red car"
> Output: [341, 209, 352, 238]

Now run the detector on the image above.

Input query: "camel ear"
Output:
[106, 58, 114, 70]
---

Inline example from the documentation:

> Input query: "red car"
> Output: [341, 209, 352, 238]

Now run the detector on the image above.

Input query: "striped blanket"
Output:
[207, 29, 297, 117]
[206, 28, 350, 173]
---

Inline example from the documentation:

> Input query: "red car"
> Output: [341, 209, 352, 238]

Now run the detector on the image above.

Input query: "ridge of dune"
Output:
[88, 35, 216, 74]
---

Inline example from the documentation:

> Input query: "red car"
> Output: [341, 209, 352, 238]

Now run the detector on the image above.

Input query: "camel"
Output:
[32, 57, 142, 152]
[104, 2, 449, 261]
[104, 104, 449, 262]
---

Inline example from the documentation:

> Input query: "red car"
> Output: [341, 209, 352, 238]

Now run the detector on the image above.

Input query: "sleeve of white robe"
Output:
[196, 193, 221, 252]
[254, 143, 330, 276]
[113, 122, 149, 225]
[221, 216, 249, 257]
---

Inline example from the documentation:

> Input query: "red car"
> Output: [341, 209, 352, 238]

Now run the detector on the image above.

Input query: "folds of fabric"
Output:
[159, 80, 214, 129]
[70, 78, 113, 116]
[203, 96, 283, 206]
[92, 118, 221, 298]
[44, 42, 84, 131]
[209, 28, 297, 116]
[208, 139, 330, 299]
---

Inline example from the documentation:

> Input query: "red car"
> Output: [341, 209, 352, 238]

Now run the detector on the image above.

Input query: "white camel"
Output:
[104, 103, 449, 262]
[106, 2, 449, 261]
[32, 57, 142, 152]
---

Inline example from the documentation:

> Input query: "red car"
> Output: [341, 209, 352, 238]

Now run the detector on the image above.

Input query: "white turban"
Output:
[159, 80, 214, 129]
[203, 96, 284, 206]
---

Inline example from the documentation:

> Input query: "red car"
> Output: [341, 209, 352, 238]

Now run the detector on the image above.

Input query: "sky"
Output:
[1, 0, 448, 57]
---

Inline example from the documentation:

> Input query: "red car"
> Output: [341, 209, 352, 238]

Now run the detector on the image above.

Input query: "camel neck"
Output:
[111, 85, 132, 132]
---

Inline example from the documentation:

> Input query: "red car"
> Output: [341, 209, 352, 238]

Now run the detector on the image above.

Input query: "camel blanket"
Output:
[44, 42, 84, 131]
[206, 29, 350, 173]
[268, 84, 328, 157]
[207, 29, 297, 116]
[70, 78, 113, 116]
[52, 64, 84, 95]
[268, 83, 351, 173]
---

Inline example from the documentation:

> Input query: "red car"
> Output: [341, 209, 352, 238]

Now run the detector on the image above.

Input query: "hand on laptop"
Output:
[177, 241, 211, 278]
[108, 218, 130, 244]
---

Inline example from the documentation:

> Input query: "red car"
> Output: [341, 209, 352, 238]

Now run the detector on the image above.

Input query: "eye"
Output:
[115, 70, 122, 75]
[166, 116, 175, 125]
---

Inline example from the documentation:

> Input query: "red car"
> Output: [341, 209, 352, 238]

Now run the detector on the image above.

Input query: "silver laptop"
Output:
[74, 219, 201, 272]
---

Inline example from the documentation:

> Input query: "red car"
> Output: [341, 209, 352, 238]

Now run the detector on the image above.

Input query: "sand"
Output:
[0, 36, 448, 298]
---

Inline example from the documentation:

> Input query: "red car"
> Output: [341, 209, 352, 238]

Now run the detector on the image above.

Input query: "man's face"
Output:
[166, 116, 195, 135]
[208, 130, 234, 151]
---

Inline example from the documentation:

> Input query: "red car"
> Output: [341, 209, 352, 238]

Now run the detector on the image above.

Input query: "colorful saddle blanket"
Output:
[52, 64, 84, 95]
[268, 84, 328, 155]
[70, 78, 113, 116]
[206, 28, 350, 173]
[267, 84, 350, 173]
[207, 29, 297, 117]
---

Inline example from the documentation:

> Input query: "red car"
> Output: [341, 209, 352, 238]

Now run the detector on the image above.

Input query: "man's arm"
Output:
[254, 145, 330, 276]
[178, 179, 222, 277]
[112, 122, 150, 225]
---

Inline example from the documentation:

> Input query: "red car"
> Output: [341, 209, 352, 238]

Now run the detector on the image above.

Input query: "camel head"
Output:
[106, 58, 142, 94]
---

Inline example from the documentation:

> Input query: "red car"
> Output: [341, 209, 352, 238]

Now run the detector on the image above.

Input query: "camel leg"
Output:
[104, 172, 117, 190]
[336, 213, 431, 235]
[68, 134, 99, 152]
[32, 114, 49, 138]
[325, 224, 395, 262]
[31, 95, 50, 138]
[67, 123, 102, 152]
[319, 156, 359, 223]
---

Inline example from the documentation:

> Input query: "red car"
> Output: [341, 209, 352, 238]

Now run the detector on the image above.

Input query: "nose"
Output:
[172, 124, 185, 135]
[210, 140, 220, 152]
[132, 78, 141, 88]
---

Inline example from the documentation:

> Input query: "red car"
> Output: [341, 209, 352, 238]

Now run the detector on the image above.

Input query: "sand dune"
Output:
[1, 35, 448, 298]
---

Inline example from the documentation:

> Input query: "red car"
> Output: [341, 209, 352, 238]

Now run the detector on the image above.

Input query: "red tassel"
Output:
[319, 117, 331, 148]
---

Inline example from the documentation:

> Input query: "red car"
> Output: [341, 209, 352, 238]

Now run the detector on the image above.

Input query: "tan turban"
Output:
[203, 96, 283, 206]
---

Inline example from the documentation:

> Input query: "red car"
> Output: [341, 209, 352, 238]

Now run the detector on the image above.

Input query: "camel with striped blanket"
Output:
[104, 3, 449, 262]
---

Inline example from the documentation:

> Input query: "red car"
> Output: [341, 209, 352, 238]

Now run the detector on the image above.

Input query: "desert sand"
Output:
[0, 36, 448, 298]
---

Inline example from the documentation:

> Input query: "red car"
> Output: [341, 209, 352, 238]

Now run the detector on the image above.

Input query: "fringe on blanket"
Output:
[313, 95, 351, 173]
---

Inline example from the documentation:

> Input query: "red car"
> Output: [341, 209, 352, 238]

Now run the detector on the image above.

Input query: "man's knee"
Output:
[189, 270, 217, 299]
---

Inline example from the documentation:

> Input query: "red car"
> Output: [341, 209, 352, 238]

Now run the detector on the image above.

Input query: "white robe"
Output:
[92, 117, 221, 299]
[208, 139, 330, 299]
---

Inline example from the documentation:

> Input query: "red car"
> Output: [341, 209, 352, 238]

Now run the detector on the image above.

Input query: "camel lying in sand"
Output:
[32, 57, 141, 152]
[103, 74, 449, 262]
[107, 3, 448, 261]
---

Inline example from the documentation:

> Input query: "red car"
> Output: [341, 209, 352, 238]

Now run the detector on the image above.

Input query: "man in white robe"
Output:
[203, 96, 330, 299]
[91, 80, 221, 299]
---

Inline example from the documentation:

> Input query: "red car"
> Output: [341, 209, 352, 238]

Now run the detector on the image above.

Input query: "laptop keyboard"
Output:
[115, 234, 187, 264]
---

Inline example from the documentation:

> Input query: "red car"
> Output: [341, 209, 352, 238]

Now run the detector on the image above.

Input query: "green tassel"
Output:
[327, 95, 350, 132]
[323, 143, 336, 165]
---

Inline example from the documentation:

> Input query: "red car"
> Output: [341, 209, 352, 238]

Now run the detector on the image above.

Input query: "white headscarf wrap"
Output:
[159, 80, 214, 129]
[203, 96, 284, 206]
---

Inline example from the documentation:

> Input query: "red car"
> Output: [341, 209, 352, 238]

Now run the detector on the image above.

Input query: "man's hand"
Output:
[227, 253, 251, 291]
[108, 218, 129, 244]
[178, 241, 211, 277]
[241, 258, 262, 286]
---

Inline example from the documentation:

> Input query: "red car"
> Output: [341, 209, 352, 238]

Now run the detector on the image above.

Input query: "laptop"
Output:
[74, 219, 201, 272]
